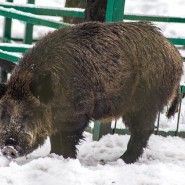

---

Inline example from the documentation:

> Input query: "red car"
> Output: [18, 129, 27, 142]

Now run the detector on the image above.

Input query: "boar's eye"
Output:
[30, 71, 53, 104]
[22, 107, 37, 121]
[1, 109, 8, 119]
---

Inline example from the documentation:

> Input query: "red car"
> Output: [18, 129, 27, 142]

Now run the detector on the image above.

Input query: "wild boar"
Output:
[0, 21, 183, 163]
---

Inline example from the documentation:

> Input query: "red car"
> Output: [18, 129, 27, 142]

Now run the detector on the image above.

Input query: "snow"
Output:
[0, 0, 185, 185]
[0, 133, 185, 185]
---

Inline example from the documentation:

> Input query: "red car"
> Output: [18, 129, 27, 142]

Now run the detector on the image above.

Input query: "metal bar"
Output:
[0, 37, 38, 42]
[2, 3, 185, 23]
[0, 50, 20, 63]
[181, 86, 185, 93]
[105, 0, 115, 22]
[124, 14, 185, 23]
[113, 120, 117, 134]
[0, 7, 72, 29]
[168, 38, 185, 45]
[175, 90, 183, 136]
[2, 0, 13, 42]
[87, 126, 185, 139]
[0, 43, 32, 53]
[112, 0, 125, 21]
[155, 112, 160, 135]
[93, 122, 101, 141]
[24, 0, 35, 44]
[0, 2, 85, 17]
[114, 128, 185, 138]
[24, 23, 33, 44]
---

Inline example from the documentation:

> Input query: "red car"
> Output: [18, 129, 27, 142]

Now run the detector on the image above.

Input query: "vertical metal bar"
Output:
[175, 91, 183, 136]
[93, 121, 101, 141]
[24, 0, 35, 44]
[113, 120, 117, 134]
[112, 0, 126, 21]
[155, 112, 160, 135]
[93, 121, 112, 141]
[1, 0, 12, 82]
[105, 0, 115, 22]
[2, 0, 13, 42]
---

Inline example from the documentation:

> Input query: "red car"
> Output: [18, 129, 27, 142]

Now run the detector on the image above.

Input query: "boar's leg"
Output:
[50, 132, 63, 155]
[50, 127, 85, 158]
[121, 109, 157, 164]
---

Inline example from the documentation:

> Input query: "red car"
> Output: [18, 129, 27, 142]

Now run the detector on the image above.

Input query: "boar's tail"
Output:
[0, 58, 16, 73]
[166, 87, 181, 119]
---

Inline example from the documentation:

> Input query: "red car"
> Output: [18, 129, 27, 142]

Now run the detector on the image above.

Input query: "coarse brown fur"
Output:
[0, 21, 183, 163]
[84, 0, 107, 22]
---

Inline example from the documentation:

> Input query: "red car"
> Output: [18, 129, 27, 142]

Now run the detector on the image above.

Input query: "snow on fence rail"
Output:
[0, 6, 72, 29]
[0, 2, 84, 18]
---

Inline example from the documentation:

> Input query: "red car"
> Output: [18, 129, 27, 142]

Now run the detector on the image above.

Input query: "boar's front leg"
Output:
[50, 132, 63, 156]
[121, 109, 157, 164]
[50, 128, 85, 158]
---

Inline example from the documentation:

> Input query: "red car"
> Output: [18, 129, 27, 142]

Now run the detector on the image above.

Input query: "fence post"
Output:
[2, 0, 13, 42]
[24, 0, 35, 44]
[112, 0, 125, 21]
[106, 0, 126, 22]
[105, 0, 114, 22]
[93, 122, 113, 141]
[1, 0, 13, 82]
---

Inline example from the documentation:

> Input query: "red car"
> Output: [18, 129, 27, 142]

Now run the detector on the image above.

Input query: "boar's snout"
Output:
[1, 138, 19, 159]
[2, 146, 19, 159]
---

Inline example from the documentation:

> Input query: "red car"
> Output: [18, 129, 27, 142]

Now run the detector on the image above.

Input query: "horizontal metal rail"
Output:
[0, 6, 73, 29]
[0, 2, 84, 17]
[168, 38, 185, 46]
[0, 43, 32, 53]
[0, 49, 20, 63]
[124, 14, 185, 23]
[115, 128, 185, 138]
[85, 126, 185, 139]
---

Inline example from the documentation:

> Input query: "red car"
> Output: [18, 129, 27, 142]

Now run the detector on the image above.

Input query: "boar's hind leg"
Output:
[50, 129, 84, 159]
[121, 109, 157, 164]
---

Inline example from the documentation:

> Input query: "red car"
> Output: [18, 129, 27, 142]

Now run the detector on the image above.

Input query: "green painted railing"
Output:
[0, 43, 32, 53]
[0, 49, 20, 63]
[106, 0, 125, 22]
[124, 14, 185, 23]
[0, 7, 72, 29]
[0, 2, 84, 17]
[24, 0, 35, 44]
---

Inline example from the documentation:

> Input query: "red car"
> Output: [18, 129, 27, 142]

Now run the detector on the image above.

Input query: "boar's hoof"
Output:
[121, 151, 140, 164]
[2, 146, 19, 159]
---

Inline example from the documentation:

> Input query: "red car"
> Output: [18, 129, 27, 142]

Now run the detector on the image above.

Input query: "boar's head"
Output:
[0, 71, 53, 159]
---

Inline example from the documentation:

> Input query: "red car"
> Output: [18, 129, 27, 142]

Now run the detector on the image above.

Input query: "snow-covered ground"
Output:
[0, 0, 185, 185]
[0, 133, 185, 185]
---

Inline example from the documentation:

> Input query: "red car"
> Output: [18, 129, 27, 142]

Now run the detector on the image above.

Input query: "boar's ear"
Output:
[0, 83, 7, 98]
[30, 71, 53, 104]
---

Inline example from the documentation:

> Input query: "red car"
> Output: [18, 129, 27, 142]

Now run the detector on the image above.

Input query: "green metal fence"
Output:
[0, 0, 185, 140]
